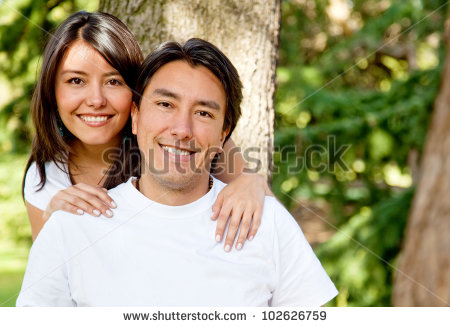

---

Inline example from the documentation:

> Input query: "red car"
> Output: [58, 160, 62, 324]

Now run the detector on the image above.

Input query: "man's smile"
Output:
[159, 143, 198, 162]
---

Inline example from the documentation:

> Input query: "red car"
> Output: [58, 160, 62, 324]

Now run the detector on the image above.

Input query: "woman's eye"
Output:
[68, 78, 84, 85]
[107, 79, 124, 86]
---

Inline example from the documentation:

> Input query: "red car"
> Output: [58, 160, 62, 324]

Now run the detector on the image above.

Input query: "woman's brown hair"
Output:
[22, 11, 143, 197]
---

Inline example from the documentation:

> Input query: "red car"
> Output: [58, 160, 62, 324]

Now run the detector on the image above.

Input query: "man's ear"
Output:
[131, 102, 139, 135]
[220, 126, 231, 145]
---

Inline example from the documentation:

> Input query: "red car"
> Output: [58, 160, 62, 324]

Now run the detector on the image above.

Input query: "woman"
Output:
[23, 11, 270, 251]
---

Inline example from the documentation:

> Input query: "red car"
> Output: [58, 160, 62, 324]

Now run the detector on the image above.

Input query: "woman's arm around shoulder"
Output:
[211, 138, 274, 252]
[26, 184, 117, 241]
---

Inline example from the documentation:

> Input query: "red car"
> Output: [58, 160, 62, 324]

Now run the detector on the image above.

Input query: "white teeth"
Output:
[161, 145, 191, 156]
[80, 115, 109, 122]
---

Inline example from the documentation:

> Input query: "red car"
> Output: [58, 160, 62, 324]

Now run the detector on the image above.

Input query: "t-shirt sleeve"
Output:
[270, 200, 338, 307]
[23, 162, 51, 211]
[16, 213, 75, 307]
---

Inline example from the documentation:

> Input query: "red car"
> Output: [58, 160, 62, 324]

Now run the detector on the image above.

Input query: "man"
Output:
[17, 39, 338, 306]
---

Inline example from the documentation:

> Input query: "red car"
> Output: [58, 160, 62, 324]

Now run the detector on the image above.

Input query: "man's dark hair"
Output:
[133, 38, 243, 141]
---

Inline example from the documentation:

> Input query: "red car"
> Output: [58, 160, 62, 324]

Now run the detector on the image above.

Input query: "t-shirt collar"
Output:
[120, 176, 219, 219]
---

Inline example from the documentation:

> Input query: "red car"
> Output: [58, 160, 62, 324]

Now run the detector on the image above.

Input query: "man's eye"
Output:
[107, 79, 124, 86]
[67, 78, 84, 85]
[197, 111, 212, 118]
[157, 101, 172, 108]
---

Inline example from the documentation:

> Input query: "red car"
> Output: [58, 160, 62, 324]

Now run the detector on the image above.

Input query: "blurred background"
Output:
[0, 0, 447, 306]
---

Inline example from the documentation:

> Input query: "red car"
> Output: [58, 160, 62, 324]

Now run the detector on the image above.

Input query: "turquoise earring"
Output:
[57, 116, 64, 137]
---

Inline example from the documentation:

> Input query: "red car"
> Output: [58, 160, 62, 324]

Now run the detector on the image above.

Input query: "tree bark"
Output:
[99, 0, 281, 179]
[392, 20, 450, 307]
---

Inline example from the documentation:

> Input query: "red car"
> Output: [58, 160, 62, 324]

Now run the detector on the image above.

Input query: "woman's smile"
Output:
[78, 114, 114, 126]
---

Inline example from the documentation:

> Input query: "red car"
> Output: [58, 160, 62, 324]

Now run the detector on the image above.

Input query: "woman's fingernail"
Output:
[248, 235, 254, 241]
[215, 234, 221, 242]
[77, 209, 84, 215]
[93, 209, 100, 216]
[110, 201, 117, 208]
[236, 243, 243, 250]
[106, 210, 113, 217]
[224, 244, 231, 252]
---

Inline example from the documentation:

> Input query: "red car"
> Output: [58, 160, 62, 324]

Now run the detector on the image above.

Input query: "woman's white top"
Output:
[24, 161, 72, 210]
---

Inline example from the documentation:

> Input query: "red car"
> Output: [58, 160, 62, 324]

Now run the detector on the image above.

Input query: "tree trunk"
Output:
[99, 0, 281, 179]
[392, 20, 450, 306]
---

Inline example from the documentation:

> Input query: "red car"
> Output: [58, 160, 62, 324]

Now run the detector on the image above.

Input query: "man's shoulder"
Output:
[42, 207, 121, 252]
[34, 210, 81, 248]
[263, 196, 294, 219]
[106, 178, 139, 211]
[211, 177, 227, 192]
[46, 209, 86, 232]
[260, 196, 298, 230]
[106, 180, 128, 200]
[211, 177, 293, 225]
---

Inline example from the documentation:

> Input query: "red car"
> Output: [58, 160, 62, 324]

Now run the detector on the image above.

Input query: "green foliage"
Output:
[0, 244, 28, 307]
[0, 152, 30, 307]
[317, 188, 414, 306]
[0, 152, 31, 245]
[274, 0, 447, 306]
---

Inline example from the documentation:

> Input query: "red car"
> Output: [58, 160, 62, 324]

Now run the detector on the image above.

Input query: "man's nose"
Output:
[85, 84, 107, 108]
[170, 111, 193, 140]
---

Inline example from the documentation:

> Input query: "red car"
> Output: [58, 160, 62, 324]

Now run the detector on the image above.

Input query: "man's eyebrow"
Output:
[153, 88, 221, 111]
[197, 100, 220, 111]
[153, 88, 180, 100]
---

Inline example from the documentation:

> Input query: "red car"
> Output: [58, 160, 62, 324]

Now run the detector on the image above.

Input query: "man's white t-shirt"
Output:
[17, 177, 338, 307]
[24, 161, 72, 210]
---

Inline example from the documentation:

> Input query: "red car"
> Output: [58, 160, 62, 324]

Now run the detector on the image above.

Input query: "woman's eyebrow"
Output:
[104, 70, 122, 77]
[59, 69, 87, 75]
[59, 69, 121, 76]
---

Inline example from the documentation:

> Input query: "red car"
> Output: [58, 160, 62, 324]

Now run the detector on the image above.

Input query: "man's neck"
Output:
[136, 173, 211, 206]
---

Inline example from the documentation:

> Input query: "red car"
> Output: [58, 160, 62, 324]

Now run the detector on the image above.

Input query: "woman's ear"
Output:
[131, 102, 139, 135]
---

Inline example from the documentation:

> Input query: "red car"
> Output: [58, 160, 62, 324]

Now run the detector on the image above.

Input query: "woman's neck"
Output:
[68, 137, 122, 186]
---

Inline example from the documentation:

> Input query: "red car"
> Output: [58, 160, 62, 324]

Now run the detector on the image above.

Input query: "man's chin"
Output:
[153, 173, 202, 191]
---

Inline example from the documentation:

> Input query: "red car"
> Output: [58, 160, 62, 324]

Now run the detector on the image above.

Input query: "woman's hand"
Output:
[43, 183, 116, 222]
[211, 172, 273, 252]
